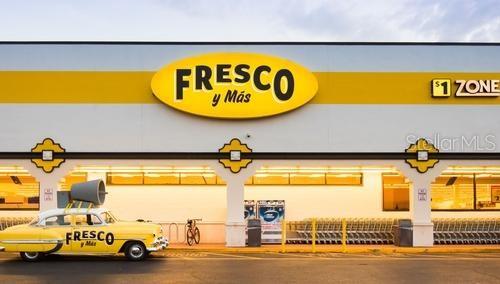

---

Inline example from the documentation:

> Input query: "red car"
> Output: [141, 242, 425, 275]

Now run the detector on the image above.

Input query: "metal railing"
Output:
[159, 221, 225, 244]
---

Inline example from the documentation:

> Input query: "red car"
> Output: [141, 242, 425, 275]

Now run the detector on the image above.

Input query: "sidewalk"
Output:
[167, 243, 500, 254]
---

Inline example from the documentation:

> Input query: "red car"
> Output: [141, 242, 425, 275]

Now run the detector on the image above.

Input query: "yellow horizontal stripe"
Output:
[313, 72, 500, 104]
[0, 71, 157, 104]
[0, 71, 498, 104]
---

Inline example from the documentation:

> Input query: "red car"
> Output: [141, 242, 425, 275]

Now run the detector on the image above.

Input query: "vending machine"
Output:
[257, 200, 285, 244]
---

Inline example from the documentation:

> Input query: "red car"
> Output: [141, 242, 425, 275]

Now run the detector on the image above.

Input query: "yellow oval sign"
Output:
[151, 52, 318, 119]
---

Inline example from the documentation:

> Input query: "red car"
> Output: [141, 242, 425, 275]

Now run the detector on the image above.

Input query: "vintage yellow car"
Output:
[0, 207, 168, 261]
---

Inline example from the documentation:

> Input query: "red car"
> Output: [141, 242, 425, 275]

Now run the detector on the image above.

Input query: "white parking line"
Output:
[204, 252, 262, 259]
[1, 252, 499, 262]
[148, 256, 499, 262]
[265, 252, 315, 258]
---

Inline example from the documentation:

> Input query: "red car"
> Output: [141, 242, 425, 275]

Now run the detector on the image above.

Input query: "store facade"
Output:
[0, 42, 499, 247]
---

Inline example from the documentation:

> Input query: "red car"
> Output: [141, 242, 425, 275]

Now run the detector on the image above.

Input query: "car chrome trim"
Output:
[146, 245, 167, 252]
[1, 239, 63, 244]
[147, 236, 168, 252]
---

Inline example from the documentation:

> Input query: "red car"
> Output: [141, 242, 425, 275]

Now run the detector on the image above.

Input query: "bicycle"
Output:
[186, 218, 201, 246]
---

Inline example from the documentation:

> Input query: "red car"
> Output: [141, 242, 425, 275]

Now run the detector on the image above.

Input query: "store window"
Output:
[476, 176, 500, 209]
[0, 167, 39, 210]
[107, 173, 144, 185]
[290, 173, 325, 185]
[144, 173, 179, 185]
[60, 172, 87, 190]
[105, 167, 225, 185]
[432, 167, 500, 211]
[431, 176, 473, 210]
[381, 166, 500, 211]
[252, 173, 289, 185]
[326, 173, 363, 185]
[180, 173, 217, 185]
[101, 166, 364, 186]
[382, 173, 409, 211]
[249, 167, 363, 186]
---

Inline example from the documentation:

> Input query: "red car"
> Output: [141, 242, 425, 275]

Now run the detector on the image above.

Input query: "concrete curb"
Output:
[167, 246, 500, 254]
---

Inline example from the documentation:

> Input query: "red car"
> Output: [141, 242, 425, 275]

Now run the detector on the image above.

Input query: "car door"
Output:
[71, 213, 114, 253]
[40, 214, 73, 253]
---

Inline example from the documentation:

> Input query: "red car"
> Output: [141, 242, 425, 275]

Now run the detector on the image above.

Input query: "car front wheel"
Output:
[20, 252, 44, 262]
[124, 242, 147, 261]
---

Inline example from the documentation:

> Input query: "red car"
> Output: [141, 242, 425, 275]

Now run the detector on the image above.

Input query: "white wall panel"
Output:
[0, 104, 498, 153]
[0, 44, 499, 72]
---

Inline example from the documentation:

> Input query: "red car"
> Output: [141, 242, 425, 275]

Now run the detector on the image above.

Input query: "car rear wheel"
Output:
[20, 252, 44, 262]
[124, 242, 147, 261]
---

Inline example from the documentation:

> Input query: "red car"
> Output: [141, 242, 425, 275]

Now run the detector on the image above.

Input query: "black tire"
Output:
[20, 252, 44, 262]
[124, 242, 147, 261]
[194, 227, 200, 244]
[187, 229, 195, 246]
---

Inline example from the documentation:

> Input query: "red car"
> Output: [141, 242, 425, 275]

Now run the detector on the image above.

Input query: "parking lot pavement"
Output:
[0, 252, 499, 283]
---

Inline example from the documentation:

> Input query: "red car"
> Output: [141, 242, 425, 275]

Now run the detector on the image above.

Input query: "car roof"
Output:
[38, 208, 108, 219]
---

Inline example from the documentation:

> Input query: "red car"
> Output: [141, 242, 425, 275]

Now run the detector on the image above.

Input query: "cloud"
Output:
[464, 17, 500, 41]
[0, 0, 498, 41]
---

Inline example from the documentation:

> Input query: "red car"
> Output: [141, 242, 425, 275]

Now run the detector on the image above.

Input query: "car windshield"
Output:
[101, 211, 118, 223]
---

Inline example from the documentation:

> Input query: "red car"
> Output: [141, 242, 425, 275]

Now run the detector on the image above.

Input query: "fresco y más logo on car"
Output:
[65, 231, 114, 246]
[151, 52, 318, 119]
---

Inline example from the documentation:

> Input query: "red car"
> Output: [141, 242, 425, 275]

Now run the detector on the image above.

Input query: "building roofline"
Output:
[0, 41, 499, 46]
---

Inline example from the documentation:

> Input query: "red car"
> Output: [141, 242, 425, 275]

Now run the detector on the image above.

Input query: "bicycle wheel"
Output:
[187, 229, 195, 246]
[194, 227, 201, 244]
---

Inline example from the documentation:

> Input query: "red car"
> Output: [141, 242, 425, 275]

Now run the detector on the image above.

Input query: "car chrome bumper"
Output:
[147, 237, 168, 252]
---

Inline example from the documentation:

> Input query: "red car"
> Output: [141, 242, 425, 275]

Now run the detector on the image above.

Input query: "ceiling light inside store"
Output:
[0, 166, 29, 174]
[443, 166, 500, 174]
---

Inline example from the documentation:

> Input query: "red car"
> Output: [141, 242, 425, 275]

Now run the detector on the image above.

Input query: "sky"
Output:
[0, 0, 499, 42]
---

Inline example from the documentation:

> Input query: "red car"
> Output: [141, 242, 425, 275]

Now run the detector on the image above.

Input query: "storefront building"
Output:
[0, 42, 499, 247]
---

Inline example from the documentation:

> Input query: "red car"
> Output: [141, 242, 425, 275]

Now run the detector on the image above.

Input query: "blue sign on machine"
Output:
[244, 200, 256, 220]
[257, 200, 285, 243]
